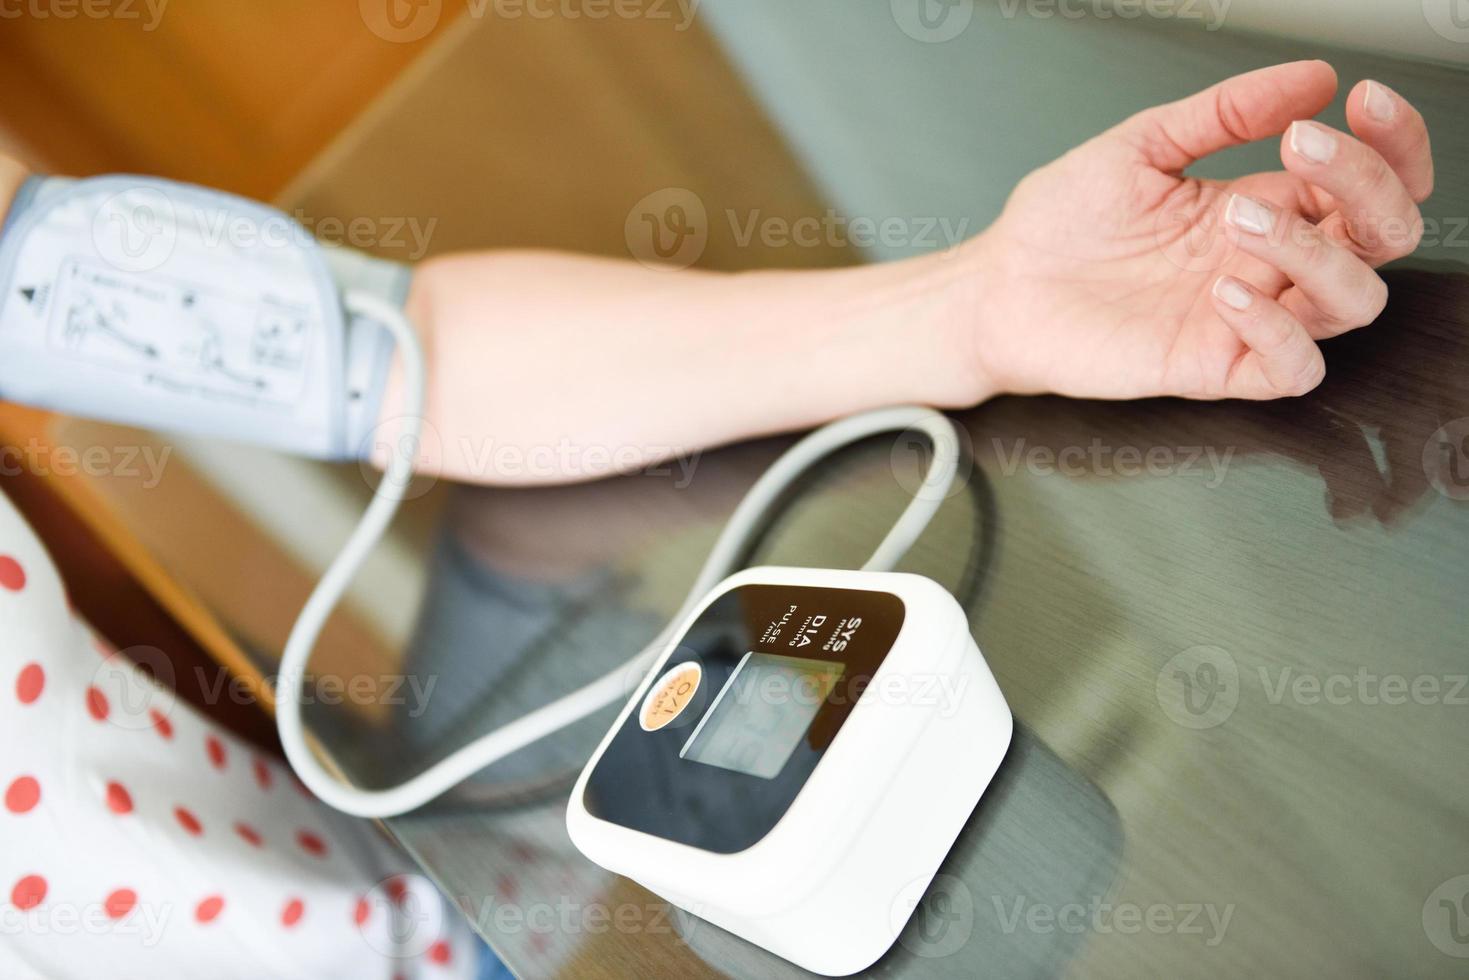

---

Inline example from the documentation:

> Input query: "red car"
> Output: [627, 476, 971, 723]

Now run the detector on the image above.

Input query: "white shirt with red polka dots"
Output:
[0, 491, 478, 980]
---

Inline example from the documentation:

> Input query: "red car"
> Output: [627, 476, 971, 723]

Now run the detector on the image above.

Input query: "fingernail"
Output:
[1363, 81, 1396, 123]
[1213, 276, 1253, 311]
[1225, 194, 1273, 236]
[1289, 121, 1338, 164]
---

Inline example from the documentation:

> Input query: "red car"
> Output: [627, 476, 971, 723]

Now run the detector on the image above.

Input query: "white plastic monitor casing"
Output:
[567, 566, 1013, 976]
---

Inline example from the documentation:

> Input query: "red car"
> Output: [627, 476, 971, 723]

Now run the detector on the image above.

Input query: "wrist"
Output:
[892, 230, 1005, 408]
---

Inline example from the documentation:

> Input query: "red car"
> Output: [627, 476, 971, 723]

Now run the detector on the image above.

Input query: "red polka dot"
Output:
[428, 941, 451, 965]
[205, 736, 226, 770]
[233, 822, 262, 847]
[281, 898, 304, 927]
[105, 782, 134, 815]
[252, 757, 272, 791]
[353, 897, 370, 926]
[295, 830, 326, 858]
[174, 806, 203, 836]
[85, 686, 110, 721]
[385, 876, 409, 905]
[149, 708, 174, 740]
[0, 556, 26, 592]
[195, 895, 224, 923]
[495, 873, 517, 901]
[104, 888, 137, 920]
[11, 875, 46, 910]
[15, 663, 44, 704]
[5, 776, 39, 814]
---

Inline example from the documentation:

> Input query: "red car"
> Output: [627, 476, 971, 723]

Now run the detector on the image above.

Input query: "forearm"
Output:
[381, 248, 990, 485]
[0, 156, 989, 485]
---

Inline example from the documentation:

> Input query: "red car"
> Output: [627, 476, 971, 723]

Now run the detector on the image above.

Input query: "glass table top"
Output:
[301, 263, 1469, 978]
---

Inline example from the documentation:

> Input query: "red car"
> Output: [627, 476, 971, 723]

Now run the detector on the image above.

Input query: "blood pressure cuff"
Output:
[0, 175, 409, 460]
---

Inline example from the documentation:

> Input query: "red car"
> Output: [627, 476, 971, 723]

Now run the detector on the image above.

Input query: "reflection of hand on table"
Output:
[442, 439, 783, 583]
[965, 265, 1469, 527]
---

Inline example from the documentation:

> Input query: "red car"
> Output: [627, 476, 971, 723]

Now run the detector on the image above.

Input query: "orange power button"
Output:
[640, 662, 703, 731]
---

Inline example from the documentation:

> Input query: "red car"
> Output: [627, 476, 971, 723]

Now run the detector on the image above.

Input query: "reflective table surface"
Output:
[304, 265, 1469, 977]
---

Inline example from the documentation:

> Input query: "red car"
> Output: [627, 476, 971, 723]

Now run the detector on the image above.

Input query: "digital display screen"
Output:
[680, 653, 845, 779]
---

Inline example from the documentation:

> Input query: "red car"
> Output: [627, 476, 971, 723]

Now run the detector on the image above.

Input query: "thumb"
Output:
[1119, 60, 1338, 174]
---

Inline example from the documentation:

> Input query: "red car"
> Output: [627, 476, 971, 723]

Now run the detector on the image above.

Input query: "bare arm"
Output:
[0, 157, 26, 224]
[379, 248, 985, 485]
[0, 63, 1436, 491]
[385, 63, 1436, 488]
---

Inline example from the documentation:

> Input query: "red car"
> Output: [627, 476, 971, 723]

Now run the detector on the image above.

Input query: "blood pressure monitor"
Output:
[568, 565, 1013, 976]
[0, 172, 1012, 973]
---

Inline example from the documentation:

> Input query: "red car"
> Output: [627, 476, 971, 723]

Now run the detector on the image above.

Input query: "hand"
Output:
[952, 61, 1434, 401]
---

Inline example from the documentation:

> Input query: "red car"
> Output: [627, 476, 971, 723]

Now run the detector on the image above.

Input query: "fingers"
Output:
[1223, 194, 1388, 338]
[1281, 118, 1423, 264]
[1345, 79, 1434, 203]
[1123, 60, 1338, 173]
[1211, 275, 1325, 399]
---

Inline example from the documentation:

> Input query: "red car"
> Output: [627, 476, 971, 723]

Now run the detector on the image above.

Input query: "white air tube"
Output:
[275, 293, 964, 818]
